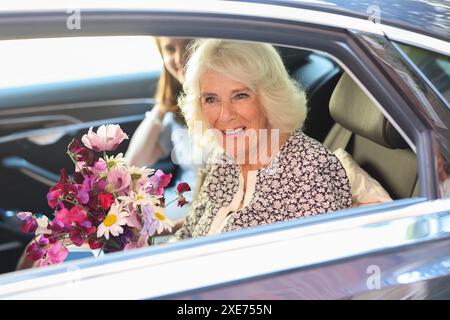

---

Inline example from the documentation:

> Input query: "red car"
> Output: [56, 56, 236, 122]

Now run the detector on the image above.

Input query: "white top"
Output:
[125, 107, 202, 178]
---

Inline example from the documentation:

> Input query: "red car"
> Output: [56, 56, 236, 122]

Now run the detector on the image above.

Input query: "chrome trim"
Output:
[0, 98, 155, 116]
[381, 25, 450, 57]
[0, 114, 144, 144]
[0, 115, 81, 126]
[1, 198, 449, 299]
[1, 1, 384, 34]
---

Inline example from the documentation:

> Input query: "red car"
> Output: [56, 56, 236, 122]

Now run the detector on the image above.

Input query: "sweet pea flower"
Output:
[176, 182, 191, 194]
[106, 168, 131, 194]
[81, 124, 129, 151]
[46, 241, 69, 264]
[25, 235, 49, 261]
[148, 170, 172, 196]
[55, 206, 87, 227]
[16, 211, 32, 221]
[69, 220, 96, 247]
[26, 242, 46, 261]
[47, 189, 62, 208]
[177, 195, 189, 208]
[126, 208, 142, 229]
[21, 217, 38, 233]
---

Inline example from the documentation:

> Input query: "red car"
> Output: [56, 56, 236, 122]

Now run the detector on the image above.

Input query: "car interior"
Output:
[0, 37, 418, 275]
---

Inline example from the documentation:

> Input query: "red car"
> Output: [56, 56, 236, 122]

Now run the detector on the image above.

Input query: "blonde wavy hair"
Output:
[178, 39, 307, 144]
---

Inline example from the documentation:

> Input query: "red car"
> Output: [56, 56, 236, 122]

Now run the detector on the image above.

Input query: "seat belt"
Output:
[323, 123, 353, 152]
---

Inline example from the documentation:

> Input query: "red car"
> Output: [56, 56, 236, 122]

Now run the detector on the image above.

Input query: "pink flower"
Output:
[55, 206, 87, 226]
[107, 168, 131, 194]
[148, 170, 172, 196]
[46, 241, 68, 264]
[47, 189, 62, 208]
[81, 124, 128, 151]
[21, 218, 38, 233]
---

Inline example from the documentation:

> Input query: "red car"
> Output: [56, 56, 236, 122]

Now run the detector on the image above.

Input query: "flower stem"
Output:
[67, 151, 84, 173]
[164, 196, 180, 207]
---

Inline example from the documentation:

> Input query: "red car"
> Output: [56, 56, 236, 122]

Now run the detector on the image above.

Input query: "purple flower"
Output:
[48, 219, 65, 233]
[77, 175, 99, 204]
[37, 236, 49, 247]
[16, 211, 32, 221]
[140, 205, 157, 237]
[26, 243, 46, 261]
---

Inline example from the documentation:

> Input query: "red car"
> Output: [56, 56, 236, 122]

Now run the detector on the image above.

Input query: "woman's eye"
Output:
[234, 93, 249, 100]
[164, 46, 176, 54]
[203, 96, 217, 105]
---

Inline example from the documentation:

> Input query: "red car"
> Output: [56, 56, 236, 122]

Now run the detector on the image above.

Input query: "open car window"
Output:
[0, 35, 423, 278]
[0, 36, 162, 90]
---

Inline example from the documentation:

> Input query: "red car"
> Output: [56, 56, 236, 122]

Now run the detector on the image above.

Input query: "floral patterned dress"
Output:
[174, 129, 352, 240]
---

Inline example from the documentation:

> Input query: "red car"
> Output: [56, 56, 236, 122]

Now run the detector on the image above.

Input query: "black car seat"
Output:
[323, 73, 419, 199]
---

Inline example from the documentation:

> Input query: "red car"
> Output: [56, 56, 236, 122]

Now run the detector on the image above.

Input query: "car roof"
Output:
[231, 0, 450, 42]
[0, 0, 447, 55]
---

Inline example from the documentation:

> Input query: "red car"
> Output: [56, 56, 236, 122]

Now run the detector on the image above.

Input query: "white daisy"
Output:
[97, 202, 129, 240]
[103, 153, 127, 170]
[128, 165, 155, 192]
[128, 165, 154, 180]
[118, 187, 157, 209]
[152, 207, 174, 234]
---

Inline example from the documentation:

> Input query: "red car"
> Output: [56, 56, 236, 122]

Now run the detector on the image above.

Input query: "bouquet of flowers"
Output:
[16, 124, 190, 266]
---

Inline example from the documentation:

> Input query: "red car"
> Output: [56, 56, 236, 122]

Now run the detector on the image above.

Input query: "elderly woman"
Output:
[174, 39, 352, 240]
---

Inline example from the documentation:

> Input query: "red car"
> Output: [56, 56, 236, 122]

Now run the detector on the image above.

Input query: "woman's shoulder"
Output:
[281, 129, 337, 164]
[279, 129, 349, 183]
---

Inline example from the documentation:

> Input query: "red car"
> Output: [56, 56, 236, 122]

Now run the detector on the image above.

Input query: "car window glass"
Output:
[0, 36, 162, 89]
[397, 42, 450, 104]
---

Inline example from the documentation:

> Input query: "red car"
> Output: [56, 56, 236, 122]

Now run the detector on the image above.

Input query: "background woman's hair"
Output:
[179, 39, 307, 144]
[153, 37, 187, 124]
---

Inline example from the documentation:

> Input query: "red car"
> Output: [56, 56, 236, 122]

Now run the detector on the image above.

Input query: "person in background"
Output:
[125, 37, 202, 227]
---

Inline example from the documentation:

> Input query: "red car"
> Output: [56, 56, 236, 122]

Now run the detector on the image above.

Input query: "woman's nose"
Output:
[219, 101, 236, 122]
[175, 49, 183, 67]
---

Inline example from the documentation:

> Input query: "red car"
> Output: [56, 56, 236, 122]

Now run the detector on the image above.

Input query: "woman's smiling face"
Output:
[200, 69, 270, 162]
[158, 37, 190, 83]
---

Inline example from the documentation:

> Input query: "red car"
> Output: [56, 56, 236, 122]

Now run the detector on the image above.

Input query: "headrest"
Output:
[329, 73, 408, 149]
